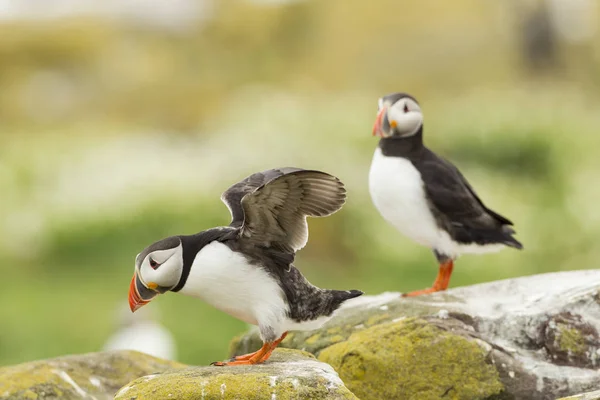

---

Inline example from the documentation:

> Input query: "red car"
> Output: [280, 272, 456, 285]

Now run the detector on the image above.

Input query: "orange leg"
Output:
[402, 260, 454, 297]
[211, 332, 288, 366]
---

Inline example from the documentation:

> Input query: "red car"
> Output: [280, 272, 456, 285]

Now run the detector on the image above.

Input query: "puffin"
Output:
[103, 304, 177, 361]
[369, 92, 523, 297]
[128, 168, 363, 366]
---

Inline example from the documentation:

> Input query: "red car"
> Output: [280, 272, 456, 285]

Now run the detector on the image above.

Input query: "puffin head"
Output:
[372, 93, 422, 138]
[128, 236, 184, 312]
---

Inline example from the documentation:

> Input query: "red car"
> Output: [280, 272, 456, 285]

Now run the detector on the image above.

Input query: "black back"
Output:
[379, 129, 523, 250]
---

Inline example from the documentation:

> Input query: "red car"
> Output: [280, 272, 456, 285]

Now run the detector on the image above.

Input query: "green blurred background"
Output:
[1, 0, 599, 366]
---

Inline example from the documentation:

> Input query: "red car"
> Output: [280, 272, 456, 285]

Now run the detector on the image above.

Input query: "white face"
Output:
[137, 243, 184, 290]
[379, 97, 423, 138]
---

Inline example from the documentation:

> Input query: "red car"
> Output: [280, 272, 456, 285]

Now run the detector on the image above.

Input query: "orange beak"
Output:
[128, 272, 153, 312]
[372, 107, 387, 137]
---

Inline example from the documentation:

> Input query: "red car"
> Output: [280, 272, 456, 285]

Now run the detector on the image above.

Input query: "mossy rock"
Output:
[0, 350, 185, 400]
[230, 292, 438, 357]
[230, 271, 600, 400]
[115, 348, 357, 400]
[319, 318, 503, 400]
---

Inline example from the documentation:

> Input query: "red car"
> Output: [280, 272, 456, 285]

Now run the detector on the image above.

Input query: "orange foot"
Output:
[402, 260, 454, 298]
[211, 332, 288, 367]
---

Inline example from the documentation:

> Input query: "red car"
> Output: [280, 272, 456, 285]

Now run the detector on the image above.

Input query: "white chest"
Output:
[368, 148, 441, 248]
[178, 242, 288, 326]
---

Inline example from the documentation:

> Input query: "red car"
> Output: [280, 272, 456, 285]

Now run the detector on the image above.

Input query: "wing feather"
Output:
[229, 168, 346, 252]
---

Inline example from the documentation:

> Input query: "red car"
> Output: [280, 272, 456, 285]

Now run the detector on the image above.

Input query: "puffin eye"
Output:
[149, 258, 160, 270]
[403, 104, 409, 113]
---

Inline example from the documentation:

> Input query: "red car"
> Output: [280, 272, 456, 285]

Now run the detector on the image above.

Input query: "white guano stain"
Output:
[89, 377, 102, 388]
[115, 385, 130, 397]
[269, 376, 277, 387]
[269, 376, 278, 399]
[52, 369, 95, 399]
[143, 373, 160, 381]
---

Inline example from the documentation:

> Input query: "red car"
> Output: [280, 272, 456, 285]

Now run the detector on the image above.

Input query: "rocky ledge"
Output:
[3, 270, 600, 400]
[231, 270, 600, 400]
[0, 350, 184, 400]
[114, 348, 356, 400]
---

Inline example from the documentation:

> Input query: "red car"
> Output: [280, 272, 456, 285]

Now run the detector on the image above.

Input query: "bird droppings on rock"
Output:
[52, 370, 88, 398]
[89, 376, 102, 389]
[538, 311, 600, 369]
[319, 318, 503, 399]
[114, 349, 357, 400]
[0, 350, 184, 400]
[232, 270, 600, 399]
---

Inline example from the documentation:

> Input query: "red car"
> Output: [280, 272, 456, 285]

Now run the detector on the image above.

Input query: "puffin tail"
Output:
[330, 289, 363, 308]
[501, 225, 524, 250]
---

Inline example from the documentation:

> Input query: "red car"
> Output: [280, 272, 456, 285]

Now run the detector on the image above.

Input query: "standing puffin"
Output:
[369, 93, 523, 297]
[128, 168, 363, 366]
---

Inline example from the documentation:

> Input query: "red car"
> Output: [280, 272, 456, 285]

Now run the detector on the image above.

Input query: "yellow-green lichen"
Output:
[365, 313, 391, 327]
[0, 350, 185, 400]
[115, 349, 358, 400]
[229, 297, 439, 358]
[21, 390, 38, 399]
[327, 327, 342, 335]
[557, 323, 586, 355]
[319, 318, 504, 400]
[328, 335, 346, 344]
[118, 372, 357, 400]
[305, 333, 322, 345]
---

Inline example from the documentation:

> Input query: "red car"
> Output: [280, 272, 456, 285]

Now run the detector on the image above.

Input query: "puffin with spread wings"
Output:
[369, 92, 523, 297]
[127, 168, 362, 366]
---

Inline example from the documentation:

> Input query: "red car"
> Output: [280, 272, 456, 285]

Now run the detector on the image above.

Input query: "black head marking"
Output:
[136, 236, 181, 268]
[381, 92, 419, 107]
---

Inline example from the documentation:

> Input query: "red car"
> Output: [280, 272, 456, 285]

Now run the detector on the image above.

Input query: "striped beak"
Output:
[128, 272, 158, 312]
[372, 107, 387, 137]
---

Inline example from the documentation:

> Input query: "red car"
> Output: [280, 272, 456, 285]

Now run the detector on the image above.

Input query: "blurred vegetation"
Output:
[1, 0, 600, 367]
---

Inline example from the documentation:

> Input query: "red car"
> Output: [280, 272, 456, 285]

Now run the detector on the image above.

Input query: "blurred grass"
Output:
[1, 0, 600, 367]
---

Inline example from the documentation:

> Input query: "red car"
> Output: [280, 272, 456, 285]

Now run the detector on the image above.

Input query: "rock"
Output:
[231, 270, 600, 400]
[0, 350, 185, 400]
[559, 389, 600, 400]
[114, 348, 357, 400]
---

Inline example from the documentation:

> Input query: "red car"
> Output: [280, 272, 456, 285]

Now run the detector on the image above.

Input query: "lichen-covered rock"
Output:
[320, 318, 503, 399]
[231, 270, 600, 400]
[0, 350, 185, 400]
[115, 348, 357, 400]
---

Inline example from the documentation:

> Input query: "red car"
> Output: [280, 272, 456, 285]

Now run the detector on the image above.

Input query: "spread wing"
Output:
[221, 168, 299, 228]
[418, 150, 521, 248]
[221, 168, 346, 252]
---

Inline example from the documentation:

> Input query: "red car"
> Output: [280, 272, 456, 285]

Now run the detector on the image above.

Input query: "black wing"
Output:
[417, 149, 522, 248]
[221, 168, 301, 227]
[221, 168, 346, 252]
